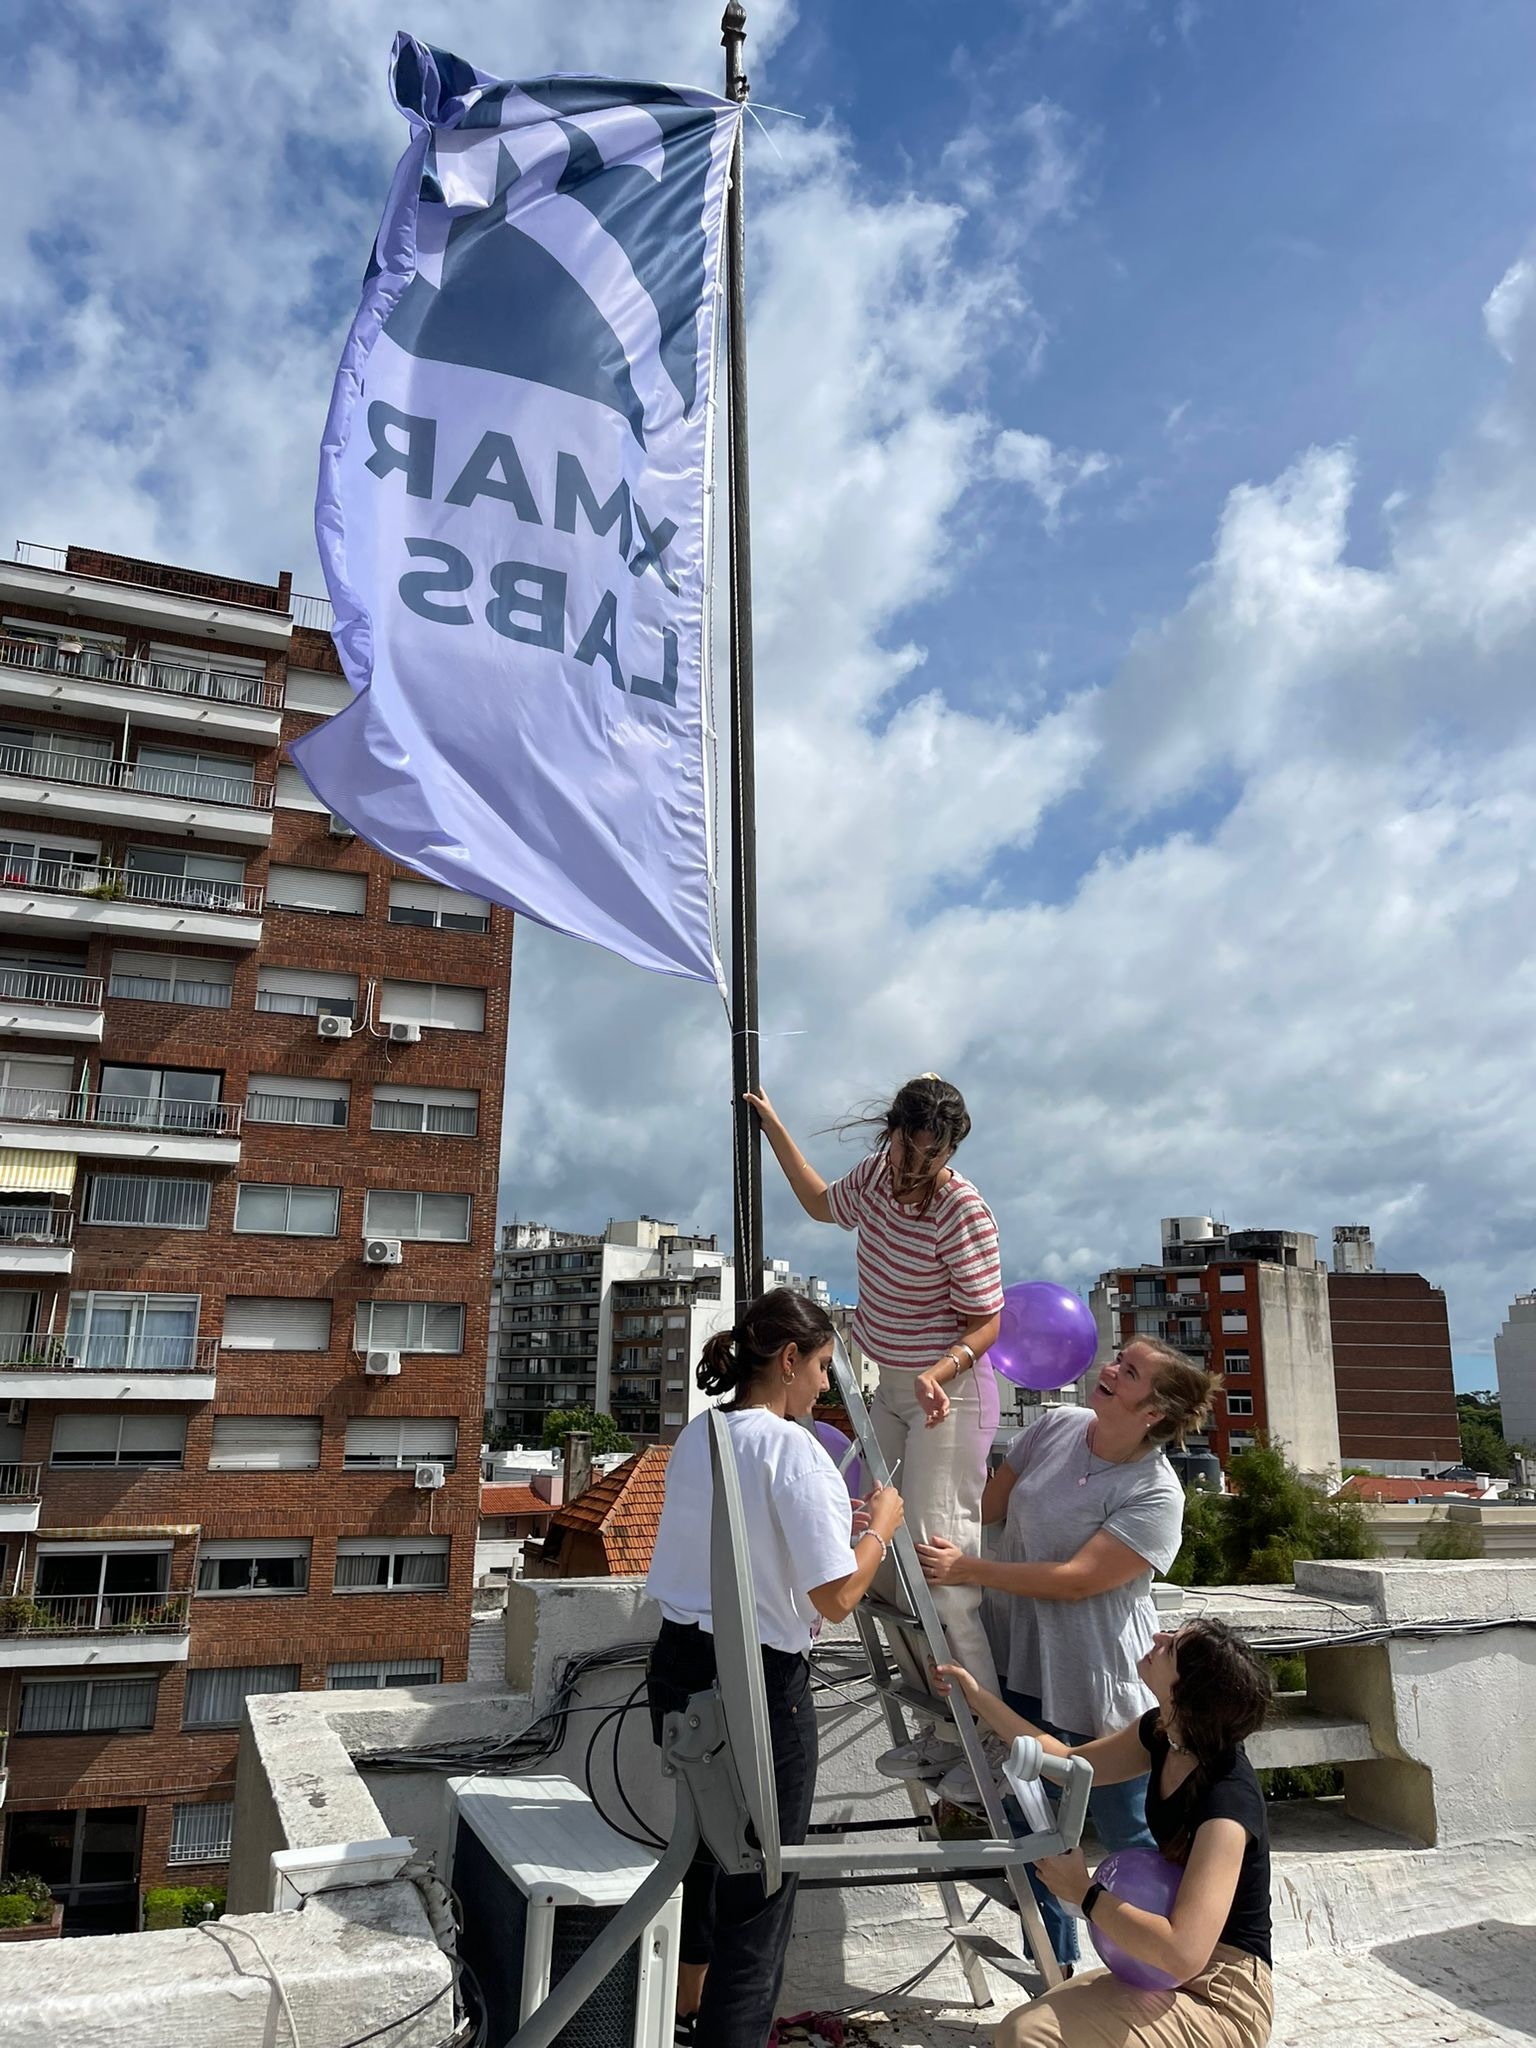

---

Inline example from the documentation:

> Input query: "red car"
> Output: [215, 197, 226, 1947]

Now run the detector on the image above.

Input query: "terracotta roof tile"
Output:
[548, 1445, 672, 1575]
[1334, 1474, 1483, 1503]
[480, 1483, 554, 1519]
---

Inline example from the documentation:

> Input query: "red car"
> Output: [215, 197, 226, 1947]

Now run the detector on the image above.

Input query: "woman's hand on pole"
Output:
[932, 1660, 982, 1708]
[915, 1534, 971, 1586]
[742, 1088, 778, 1129]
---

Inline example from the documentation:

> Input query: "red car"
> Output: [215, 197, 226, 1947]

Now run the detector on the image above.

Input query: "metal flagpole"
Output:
[723, 1, 765, 1310]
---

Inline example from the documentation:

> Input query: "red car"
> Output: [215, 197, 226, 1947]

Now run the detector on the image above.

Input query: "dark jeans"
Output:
[647, 1619, 817, 2048]
[1001, 1684, 1155, 1968]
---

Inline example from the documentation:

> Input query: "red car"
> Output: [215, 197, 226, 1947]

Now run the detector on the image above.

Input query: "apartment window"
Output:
[208, 1417, 322, 1472]
[234, 1183, 341, 1236]
[343, 1417, 458, 1471]
[0, 1052, 72, 1117]
[136, 743, 254, 807]
[354, 1301, 464, 1355]
[255, 965, 356, 1019]
[362, 1191, 471, 1243]
[378, 979, 485, 1033]
[333, 1536, 449, 1592]
[1228, 1433, 1256, 1454]
[1227, 1392, 1255, 1417]
[51, 1412, 186, 1469]
[108, 949, 234, 1010]
[265, 864, 366, 916]
[371, 1084, 478, 1137]
[327, 1659, 443, 1689]
[1218, 1272, 1245, 1293]
[274, 763, 328, 811]
[1220, 1312, 1249, 1335]
[387, 880, 490, 933]
[1223, 1351, 1251, 1376]
[220, 1298, 331, 1352]
[195, 1538, 310, 1596]
[168, 1802, 234, 1867]
[245, 1074, 349, 1129]
[184, 1665, 299, 1729]
[124, 846, 246, 911]
[64, 1292, 202, 1372]
[0, 833, 99, 892]
[83, 1174, 211, 1229]
[0, 724, 110, 780]
[34, 1545, 171, 1620]
[19, 1676, 157, 1735]
[98, 1065, 222, 1131]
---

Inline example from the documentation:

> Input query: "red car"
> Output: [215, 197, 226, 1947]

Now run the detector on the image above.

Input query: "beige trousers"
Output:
[994, 1946, 1274, 2048]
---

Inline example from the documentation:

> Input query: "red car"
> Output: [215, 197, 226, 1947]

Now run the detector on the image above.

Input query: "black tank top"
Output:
[1138, 1710, 1272, 1967]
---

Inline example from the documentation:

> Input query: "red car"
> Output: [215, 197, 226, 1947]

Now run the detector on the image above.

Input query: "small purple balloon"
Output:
[989, 1281, 1098, 1392]
[812, 1419, 866, 1501]
[1087, 1846, 1184, 1990]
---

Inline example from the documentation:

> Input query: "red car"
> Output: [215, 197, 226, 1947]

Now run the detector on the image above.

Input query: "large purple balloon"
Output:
[989, 1282, 1098, 1392]
[812, 1419, 866, 1501]
[1087, 1847, 1184, 1990]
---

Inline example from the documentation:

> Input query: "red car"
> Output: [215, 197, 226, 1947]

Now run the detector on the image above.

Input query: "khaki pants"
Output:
[869, 1360, 998, 1714]
[995, 1946, 1273, 2048]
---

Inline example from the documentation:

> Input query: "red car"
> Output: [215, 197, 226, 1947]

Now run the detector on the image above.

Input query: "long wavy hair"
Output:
[1157, 1618, 1273, 1861]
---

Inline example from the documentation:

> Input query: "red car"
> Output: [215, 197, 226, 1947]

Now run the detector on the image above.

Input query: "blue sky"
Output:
[5, 1, 1536, 1397]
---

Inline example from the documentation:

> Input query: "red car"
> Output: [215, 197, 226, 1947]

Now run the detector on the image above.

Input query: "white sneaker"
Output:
[935, 1729, 1011, 1810]
[874, 1727, 965, 1781]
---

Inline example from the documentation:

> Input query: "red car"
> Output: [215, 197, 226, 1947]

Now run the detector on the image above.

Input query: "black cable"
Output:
[582, 1682, 668, 1851]
[608, 1679, 668, 1848]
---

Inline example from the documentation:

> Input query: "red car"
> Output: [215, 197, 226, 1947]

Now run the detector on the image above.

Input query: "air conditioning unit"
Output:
[5, 1400, 25, 1425]
[413, 1462, 446, 1491]
[448, 1776, 679, 2048]
[316, 1013, 353, 1040]
[363, 1236, 403, 1267]
[363, 1350, 401, 1378]
[386, 1021, 422, 1045]
[327, 813, 356, 839]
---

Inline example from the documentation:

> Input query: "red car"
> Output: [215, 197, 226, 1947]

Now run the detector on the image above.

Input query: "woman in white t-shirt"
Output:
[646, 1288, 904, 2048]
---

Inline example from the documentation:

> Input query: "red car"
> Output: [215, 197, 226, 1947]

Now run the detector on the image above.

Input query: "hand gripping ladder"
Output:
[502, 1374, 1091, 2047]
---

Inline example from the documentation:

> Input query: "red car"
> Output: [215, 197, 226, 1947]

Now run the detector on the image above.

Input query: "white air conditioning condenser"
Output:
[413, 1462, 446, 1491]
[316, 1013, 352, 1040]
[363, 1350, 401, 1378]
[386, 1021, 422, 1044]
[363, 1237, 403, 1266]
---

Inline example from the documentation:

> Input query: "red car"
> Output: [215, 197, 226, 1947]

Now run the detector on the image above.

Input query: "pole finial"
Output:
[722, 3, 749, 101]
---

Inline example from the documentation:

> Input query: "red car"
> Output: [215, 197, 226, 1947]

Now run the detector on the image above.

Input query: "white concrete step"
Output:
[1247, 1695, 1378, 1771]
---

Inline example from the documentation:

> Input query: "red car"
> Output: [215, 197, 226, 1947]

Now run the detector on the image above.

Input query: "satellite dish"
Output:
[706, 1408, 781, 1892]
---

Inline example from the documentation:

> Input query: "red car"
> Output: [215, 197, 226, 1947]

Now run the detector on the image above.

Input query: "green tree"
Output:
[1455, 1391, 1517, 1477]
[539, 1407, 633, 1456]
[1167, 1441, 1379, 1587]
[1410, 1510, 1485, 1560]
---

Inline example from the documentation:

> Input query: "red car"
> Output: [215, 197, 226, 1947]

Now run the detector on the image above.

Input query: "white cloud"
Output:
[1484, 256, 1534, 363]
[993, 428, 1113, 529]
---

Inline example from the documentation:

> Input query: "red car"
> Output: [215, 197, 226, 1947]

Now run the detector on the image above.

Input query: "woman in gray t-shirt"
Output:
[917, 1335, 1219, 1967]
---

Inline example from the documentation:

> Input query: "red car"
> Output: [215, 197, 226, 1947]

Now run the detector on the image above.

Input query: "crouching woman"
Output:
[939, 1618, 1275, 2048]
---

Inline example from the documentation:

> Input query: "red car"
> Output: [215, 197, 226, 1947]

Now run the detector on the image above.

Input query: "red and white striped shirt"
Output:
[826, 1153, 1004, 1371]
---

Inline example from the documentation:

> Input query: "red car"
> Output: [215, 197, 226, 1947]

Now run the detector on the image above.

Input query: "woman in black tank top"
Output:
[937, 1618, 1276, 2047]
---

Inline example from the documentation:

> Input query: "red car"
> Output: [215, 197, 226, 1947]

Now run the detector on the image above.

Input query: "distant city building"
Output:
[1328, 1264, 1461, 1475]
[1494, 1292, 1536, 1453]
[1332, 1224, 1377, 1274]
[1090, 1217, 1340, 1480]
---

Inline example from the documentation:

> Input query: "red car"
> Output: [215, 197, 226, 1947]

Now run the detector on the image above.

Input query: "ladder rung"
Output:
[860, 1592, 921, 1628]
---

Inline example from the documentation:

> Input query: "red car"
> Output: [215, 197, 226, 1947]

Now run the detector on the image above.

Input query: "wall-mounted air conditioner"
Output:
[327, 813, 355, 839]
[386, 1021, 422, 1045]
[363, 1236, 403, 1267]
[413, 1462, 446, 1491]
[317, 1013, 353, 1040]
[363, 1350, 401, 1378]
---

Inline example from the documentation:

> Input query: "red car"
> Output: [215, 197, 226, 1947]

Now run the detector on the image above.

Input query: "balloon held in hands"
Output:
[990, 1281, 1098, 1391]
[1087, 1847, 1184, 1990]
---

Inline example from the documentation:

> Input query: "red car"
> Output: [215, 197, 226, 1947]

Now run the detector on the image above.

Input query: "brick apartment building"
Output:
[0, 542, 511, 1930]
[1326, 1227, 1460, 1472]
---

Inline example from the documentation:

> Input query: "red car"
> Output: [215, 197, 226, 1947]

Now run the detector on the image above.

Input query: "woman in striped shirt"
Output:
[745, 1075, 1004, 1782]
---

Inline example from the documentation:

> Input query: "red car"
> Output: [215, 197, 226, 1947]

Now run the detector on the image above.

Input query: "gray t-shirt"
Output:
[999, 1406, 1185, 1738]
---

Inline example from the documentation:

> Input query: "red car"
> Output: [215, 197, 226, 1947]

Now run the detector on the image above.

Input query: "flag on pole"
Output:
[293, 36, 739, 986]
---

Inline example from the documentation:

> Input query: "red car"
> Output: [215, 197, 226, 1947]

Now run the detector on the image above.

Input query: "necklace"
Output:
[1078, 1419, 1140, 1485]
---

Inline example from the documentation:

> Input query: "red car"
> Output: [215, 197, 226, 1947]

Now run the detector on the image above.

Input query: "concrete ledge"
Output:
[1294, 1556, 1536, 1624]
[1249, 1699, 1379, 1771]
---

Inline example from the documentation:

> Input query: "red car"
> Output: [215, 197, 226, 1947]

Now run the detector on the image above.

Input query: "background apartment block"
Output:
[1327, 1225, 1460, 1474]
[1495, 1291, 1536, 1453]
[0, 543, 511, 1930]
[1090, 1215, 1342, 1478]
[487, 1217, 832, 1447]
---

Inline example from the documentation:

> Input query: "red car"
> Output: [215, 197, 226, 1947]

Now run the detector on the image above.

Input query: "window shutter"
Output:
[208, 1416, 321, 1471]
[184, 1664, 298, 1727]
[344, 1417, 456, 1464]
[220, 1298, 330, 1351]
[266, 866, 366, 915]
[275, 765, 327, 811]
[379, 980, 485, 1031]
[255, 965, 356, 1003]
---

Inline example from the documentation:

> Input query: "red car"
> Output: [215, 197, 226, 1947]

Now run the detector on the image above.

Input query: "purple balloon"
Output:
[1087, 1847, 1184, 1990]
[812, 1419, 866, 1501]
[989, 1281, 1098, 1392]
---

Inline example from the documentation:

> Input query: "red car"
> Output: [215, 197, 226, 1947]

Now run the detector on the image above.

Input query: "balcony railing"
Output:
[0, 1085, 241, 1137]
[291, 592, 335, 632]
[0, 855, 262, 917]
[0, 1210, 73, 1246]
[0, 1462, 41, 1500]
[2, 1591, 192, 1636]
[0, 964, 104, 1008]
[0, 744, 274, 811]
[0, 1331, 219, 1373]
[0, 633, 283, 711]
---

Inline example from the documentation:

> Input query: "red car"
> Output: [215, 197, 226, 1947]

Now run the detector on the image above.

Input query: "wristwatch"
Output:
[1081, 1881, 1106, 1924]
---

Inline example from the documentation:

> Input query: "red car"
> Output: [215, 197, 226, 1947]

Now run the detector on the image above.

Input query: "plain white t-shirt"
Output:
[646, 1407, 860, 1655]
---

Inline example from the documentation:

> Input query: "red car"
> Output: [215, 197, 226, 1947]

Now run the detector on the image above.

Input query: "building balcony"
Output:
[0, 1590, 192, 1668]
[0, 1207, 74, 1274]
[0, 1085, 241, 1165]
[0, 856, 264, 947]
[0, 963, 105, 1042]
[6, 541, 295, 651]
[0, 744, 274, 846]
[0, 1331, 219, 1401]
[0, 1462, 42, 1534]
[0, 633, 282, 745]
